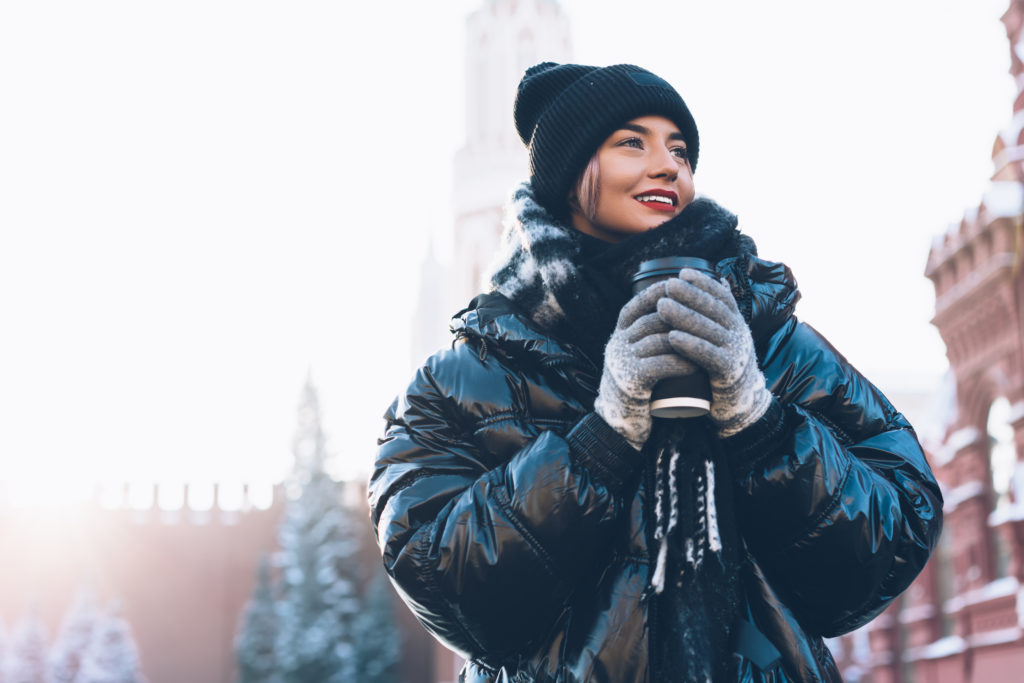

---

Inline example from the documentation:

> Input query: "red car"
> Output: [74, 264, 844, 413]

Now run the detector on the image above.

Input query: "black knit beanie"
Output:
[513, 62, 700, 219]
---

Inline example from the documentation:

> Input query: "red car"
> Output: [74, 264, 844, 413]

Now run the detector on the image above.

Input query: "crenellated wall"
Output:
[0, 476, 431, 683]
[0, 481, 288, 683]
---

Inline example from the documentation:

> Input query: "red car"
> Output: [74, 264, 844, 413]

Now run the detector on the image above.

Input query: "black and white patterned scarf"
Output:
[487, 180, 757, 359]
[486, 181, 759, 681]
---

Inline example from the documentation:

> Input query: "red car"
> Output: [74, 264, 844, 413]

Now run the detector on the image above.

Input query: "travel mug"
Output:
[631, 257, 715, 418]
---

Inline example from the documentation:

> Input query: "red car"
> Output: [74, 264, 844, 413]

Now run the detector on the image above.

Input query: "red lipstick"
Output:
[634, 188, 678, 212]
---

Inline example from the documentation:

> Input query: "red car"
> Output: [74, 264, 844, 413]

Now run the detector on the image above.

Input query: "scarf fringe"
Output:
[706, 459, 722, 553]
[650, 446, 725, 594]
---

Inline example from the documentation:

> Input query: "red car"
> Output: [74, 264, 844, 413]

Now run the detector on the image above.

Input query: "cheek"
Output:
[683, 184, 696, 205]
[679, 175, 696, 206]
[592, 172, 633, 215]
[597, 167, 632, 196]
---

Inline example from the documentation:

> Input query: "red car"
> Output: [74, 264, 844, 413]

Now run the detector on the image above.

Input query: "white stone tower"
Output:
[410, 0, 572, 370]
[452, 0, 572, 306]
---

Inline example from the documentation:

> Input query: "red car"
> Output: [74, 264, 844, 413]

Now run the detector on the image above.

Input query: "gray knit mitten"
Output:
[595, 284, 697, 450]
[658, 269, 772, 437]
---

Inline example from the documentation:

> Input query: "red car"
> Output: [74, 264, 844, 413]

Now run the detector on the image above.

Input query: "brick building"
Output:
[835, 1, 1024, 680]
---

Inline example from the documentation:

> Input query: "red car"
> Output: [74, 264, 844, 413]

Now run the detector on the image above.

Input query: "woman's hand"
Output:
[657, 269, 771, 437]
[595, 283, 696, 450]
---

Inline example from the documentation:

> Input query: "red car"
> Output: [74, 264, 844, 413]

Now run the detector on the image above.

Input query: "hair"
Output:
[570, 153, 601, 220]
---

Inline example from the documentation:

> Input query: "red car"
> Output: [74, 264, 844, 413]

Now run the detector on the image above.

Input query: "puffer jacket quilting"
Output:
[369, 256, 942, 682]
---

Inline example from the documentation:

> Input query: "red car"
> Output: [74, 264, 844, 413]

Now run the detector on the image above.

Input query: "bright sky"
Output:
[0, 0, 1014, 495]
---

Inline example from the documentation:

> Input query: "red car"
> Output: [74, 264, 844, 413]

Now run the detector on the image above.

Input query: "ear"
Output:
[566, 188, 582, 213]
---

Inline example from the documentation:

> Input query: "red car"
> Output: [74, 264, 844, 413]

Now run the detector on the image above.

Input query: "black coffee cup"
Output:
[631, 257, 715, 419]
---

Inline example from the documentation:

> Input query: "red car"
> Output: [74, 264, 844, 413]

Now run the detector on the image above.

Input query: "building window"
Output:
[988, 396, 1016, 577]
[935, 526, 955, 637]
[989, 397, 1016, 511]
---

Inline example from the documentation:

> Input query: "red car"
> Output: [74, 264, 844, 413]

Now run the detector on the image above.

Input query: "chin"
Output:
[647, 216, 675, 230]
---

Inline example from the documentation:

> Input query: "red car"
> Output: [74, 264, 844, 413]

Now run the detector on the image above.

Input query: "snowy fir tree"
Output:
[0, 615, 9, 681]
[75, 602, 145, 683]
[235, 556, 279, 683]
[273, 377, 363, 683]
[352, 570, 401, 683]
[48, 586, 101, 683]
[0, 618, 6, 679]
[5, 605, 49, 683]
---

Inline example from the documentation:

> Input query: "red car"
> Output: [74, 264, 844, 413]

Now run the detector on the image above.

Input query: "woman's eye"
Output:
[619, 137, 644, 149]
[671, 147, 689, 160]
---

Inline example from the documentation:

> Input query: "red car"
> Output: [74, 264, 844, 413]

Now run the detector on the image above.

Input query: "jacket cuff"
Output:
[566, 413, 641, 495]
[719, 397, 793, 471]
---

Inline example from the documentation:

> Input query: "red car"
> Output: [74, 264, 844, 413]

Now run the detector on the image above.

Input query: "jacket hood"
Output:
[450, 292, 586, 367]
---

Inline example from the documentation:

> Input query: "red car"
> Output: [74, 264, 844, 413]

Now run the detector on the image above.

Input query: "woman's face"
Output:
[571, 115, 695, 243]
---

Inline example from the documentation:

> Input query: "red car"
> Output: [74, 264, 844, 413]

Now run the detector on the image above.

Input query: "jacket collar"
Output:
[718, 256, 801, 345]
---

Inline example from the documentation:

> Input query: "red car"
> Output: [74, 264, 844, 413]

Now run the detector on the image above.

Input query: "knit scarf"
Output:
[487, 181, 758, 681]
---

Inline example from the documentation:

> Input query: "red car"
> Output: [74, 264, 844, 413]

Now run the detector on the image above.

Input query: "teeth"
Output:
[636, 194, 673, 205]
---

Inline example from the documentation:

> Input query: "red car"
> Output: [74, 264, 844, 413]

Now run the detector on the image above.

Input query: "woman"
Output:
[369, 62, 942, 682]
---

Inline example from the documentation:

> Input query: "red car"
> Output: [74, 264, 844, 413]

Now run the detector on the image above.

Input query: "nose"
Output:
[649, 144, 678, 181]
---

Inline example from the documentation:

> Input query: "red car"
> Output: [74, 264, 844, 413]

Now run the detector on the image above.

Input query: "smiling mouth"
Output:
[634, 192, 677, 211]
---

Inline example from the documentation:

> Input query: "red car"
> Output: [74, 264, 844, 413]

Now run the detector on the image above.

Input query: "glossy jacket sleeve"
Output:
[723, 318, 943, 637]
[368, 344, 639, 663]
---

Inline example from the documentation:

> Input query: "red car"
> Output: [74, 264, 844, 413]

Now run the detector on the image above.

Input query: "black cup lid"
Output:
[632, 257, 714, 283]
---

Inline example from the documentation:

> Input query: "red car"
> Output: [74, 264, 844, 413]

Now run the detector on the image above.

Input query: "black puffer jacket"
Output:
[369, 256, 942, 682]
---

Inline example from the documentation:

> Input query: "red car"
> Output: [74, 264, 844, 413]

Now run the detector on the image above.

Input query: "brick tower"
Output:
[864, 1, 1024, 680]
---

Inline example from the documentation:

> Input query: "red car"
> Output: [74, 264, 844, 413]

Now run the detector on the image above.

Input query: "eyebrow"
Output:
[619, 122, 687, 144]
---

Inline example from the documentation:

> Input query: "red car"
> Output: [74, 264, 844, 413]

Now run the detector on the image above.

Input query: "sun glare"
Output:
[5, 476, 94, 508]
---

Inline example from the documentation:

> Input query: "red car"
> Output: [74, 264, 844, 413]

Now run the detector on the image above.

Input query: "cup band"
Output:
[650, 396, 711, 419]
